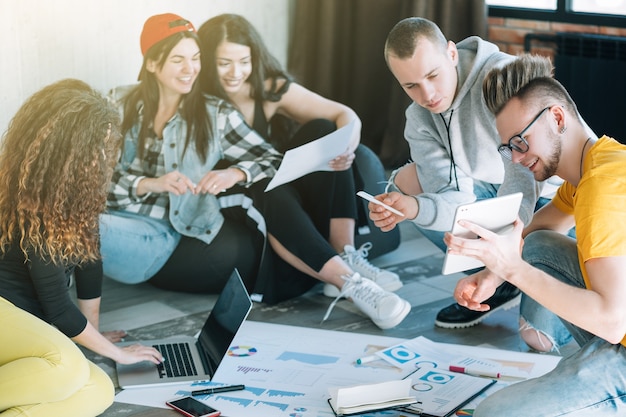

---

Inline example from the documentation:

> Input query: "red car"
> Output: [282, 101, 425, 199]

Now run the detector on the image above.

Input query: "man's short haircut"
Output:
[483, 53, 578, 117]
[384, 17, 448, 63]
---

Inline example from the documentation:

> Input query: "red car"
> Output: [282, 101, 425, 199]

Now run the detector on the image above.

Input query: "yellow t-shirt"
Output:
[552, 136, 626, 346]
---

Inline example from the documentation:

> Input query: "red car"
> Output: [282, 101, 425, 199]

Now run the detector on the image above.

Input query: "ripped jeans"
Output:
[519, 230, 586, 352]
[475, 229, 626, 416]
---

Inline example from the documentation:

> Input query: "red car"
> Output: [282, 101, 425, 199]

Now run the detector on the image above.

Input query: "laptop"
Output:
[116, 269, 253, 389]
[442, 193, 523, 275]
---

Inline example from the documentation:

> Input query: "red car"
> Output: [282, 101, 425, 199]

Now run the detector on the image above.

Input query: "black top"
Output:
[252, 97, 270, 140]
[0, 244, 102, 337]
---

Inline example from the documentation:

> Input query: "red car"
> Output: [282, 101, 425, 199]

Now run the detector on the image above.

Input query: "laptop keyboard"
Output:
[153, 342, 198, 378]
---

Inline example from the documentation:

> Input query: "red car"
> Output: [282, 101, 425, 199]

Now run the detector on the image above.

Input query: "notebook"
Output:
[116, 269, 253, 389]
[442, 192, 523, 275]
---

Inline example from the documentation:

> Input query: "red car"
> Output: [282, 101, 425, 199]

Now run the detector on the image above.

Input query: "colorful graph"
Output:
[228, 345, 258, 356]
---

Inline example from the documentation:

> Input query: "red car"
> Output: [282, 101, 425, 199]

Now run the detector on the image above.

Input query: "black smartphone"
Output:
[165, 396, 221, 417]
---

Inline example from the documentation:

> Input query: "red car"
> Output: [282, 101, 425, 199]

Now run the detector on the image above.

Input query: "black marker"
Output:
[191, 384, 246, 396]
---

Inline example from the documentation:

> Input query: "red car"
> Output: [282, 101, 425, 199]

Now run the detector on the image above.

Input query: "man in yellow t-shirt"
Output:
[444, 53, 626, 416]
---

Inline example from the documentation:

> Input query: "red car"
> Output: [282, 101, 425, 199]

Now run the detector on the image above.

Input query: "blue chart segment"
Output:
[267, 389, 305, 398]
[246, 386, 266, 396]
[214, 395, 253, 407]
[211, 394, 291, 413]
[420, 370, 455, 384]
[380, 345, 419, 364]
[254, 400, 289, 411]
[277, 351, 339, 365]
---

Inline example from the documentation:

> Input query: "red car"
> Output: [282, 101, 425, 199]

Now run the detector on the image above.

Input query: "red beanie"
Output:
[140, 13, 196, 56]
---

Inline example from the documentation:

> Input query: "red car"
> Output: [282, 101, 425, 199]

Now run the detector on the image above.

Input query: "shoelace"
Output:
[347, 243, 383, 275]
[321, 273, 362, 324]
[322, 273, 385, 324]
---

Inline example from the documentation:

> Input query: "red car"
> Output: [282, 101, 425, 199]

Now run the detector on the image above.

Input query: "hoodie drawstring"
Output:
[440, 110, 459, 191]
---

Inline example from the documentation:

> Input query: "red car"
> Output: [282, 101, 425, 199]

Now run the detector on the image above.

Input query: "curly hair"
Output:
[0, 79, 121, 265]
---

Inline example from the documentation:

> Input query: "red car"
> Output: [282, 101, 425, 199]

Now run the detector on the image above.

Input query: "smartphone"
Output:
[356, 191, 405, 217]
[166, 396, 221, 417]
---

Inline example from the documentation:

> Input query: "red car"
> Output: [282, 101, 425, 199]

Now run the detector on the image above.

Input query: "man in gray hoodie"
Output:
[369, 17, 547, 329]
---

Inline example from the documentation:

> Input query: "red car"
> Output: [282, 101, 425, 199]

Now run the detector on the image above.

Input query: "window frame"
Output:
[488, 0, 626, 27]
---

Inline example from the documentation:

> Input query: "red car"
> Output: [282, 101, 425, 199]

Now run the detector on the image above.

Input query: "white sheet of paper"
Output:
[264, 120, 357, 191]
[375, 335, 548, 380]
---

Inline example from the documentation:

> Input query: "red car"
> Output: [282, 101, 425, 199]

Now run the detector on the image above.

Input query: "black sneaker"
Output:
[434, 282, 521, 329]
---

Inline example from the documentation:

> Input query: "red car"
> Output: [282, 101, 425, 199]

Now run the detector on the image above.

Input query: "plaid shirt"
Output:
[107, 91, 282, 229]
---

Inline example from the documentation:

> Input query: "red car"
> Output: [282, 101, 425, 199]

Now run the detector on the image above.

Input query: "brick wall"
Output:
[487, 16, 626, 58]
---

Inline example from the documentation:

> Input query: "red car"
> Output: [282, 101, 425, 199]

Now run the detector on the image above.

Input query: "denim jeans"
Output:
[417, 180, 499, 253]
[474, 230, 626, 416]
[418, 182, 573, 347]
[99, 211, 181, 284]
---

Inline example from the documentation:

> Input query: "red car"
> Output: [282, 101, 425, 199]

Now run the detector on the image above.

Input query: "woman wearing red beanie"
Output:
[101, 14, 410, 330]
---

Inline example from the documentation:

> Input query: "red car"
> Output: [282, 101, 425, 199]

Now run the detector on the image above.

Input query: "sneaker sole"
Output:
[372, 299, 411, 330]
[323, 280, 403, 298]
[434, 294, 521, 329]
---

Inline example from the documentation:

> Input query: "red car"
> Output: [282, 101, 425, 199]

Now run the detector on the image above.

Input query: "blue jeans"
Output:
[475, 230, 626, 416]
[417, 181, 499, 253]
[99, 211, 181, 284]
[418, 182, 573, 347]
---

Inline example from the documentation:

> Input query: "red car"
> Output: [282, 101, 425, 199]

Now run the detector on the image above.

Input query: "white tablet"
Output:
[441, 192, 523, 275]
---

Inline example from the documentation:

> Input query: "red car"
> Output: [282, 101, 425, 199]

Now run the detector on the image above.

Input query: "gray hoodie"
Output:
[402, 36, 542, 231]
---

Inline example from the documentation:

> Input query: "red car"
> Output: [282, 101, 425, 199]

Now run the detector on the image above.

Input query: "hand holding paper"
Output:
[265, 120, 357, 191]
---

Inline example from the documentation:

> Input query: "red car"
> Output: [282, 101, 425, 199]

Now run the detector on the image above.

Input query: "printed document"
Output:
[265, 120, 357, 191]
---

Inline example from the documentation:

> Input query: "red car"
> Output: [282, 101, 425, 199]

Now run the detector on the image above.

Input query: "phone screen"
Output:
[166, 397, 220, 417]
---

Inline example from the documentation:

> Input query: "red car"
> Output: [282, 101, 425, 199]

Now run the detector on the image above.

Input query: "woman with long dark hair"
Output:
[196, 14, 405, 309]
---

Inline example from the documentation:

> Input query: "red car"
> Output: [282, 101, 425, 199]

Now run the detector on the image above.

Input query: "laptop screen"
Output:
[197, 269, 253, 376]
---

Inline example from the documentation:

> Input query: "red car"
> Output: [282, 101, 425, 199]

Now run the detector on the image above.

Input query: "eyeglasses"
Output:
[497, 107, 550, 160]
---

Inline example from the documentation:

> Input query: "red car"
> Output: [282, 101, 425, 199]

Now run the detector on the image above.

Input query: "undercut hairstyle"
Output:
[197, 13, 292, 103]
[384, 17, 448, 63]
[483, 53, 579, 117]
[0, 79, 122, 265]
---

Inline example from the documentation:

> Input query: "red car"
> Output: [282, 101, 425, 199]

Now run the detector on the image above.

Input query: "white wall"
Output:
[0, 0, 291, 133]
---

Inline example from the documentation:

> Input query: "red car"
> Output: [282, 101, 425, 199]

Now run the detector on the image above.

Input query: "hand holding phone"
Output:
[357, 191, 405, 217]
[166, 396, 220, 417]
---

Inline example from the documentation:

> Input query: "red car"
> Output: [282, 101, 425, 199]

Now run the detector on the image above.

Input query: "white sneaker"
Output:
[322, 273, 411, 330]
[323, 243, 403, 297]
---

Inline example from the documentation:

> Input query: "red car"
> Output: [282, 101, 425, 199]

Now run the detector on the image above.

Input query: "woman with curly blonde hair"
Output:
[0, 79, 163, 417]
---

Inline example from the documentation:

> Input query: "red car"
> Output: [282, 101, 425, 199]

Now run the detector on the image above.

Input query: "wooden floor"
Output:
[87, 221, 570, 416]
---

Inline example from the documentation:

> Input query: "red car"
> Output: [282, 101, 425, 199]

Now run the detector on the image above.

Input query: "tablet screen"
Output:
[441, 192, 523, 275]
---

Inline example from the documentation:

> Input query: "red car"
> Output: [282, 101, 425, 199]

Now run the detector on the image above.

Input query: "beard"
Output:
[535, 133, 561, 182]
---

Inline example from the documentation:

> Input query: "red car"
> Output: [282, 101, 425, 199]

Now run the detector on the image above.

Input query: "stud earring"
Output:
[559, 126, 567, 134]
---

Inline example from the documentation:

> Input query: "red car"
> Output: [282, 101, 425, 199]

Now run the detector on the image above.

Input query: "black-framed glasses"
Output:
[497, 107, 550, 160]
